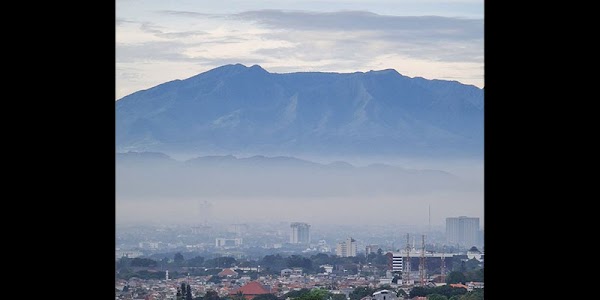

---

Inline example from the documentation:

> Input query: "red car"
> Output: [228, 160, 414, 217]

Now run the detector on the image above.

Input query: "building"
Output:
[446, 216, 480, 249]
[336, 237, 358, 257]
[290, 222, 311, 244]
[372, 290, 398, 300]
[365, 244, 380, 256]
[215, 238, 243, 248]
[386, 252, 403, 273]
[233, 281, 271, 300]
[217, 268, 239, 278]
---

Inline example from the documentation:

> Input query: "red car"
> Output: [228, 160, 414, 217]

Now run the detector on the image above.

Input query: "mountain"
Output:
[116, 152, 462, 198]
[116, 64, 483, 157]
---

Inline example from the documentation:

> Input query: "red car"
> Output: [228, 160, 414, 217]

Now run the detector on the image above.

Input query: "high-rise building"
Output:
[366, 244, 380, 256]
[290, 222, 311, 244]
[215, 238, 243, 247]
[336, 237, 358, 257]
[446, 216, 480, 248]
[386, 252, 403, 273]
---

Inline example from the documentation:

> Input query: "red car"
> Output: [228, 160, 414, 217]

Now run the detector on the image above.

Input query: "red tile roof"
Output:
[235, 281, 271, 296]
[218, 268, 239, 277]
[450, 283, 468, 289]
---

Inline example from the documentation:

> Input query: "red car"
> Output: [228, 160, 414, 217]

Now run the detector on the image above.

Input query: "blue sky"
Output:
[116, 0, 483, 99]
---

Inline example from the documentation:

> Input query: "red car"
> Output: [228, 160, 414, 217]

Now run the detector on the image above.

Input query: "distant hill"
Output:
[116, 64, 483, 158]
[116, 152, 463, 198]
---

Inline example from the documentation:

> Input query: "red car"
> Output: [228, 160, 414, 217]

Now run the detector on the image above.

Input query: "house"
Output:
[232, 281, 272, 300]
[449, 283, 469, 290]
[372, 289, 397, 300]
[218, 268, 239, 278]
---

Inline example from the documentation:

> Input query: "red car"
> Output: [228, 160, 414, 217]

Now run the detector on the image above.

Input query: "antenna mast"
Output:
[419, 234, 426, 286]
[440, 245, 446, 284]
[403, 233, 411, 285]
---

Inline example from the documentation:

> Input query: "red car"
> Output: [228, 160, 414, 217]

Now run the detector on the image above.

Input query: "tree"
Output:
[187, 256, 205, 267]
[286, 289, 311, 299]
[445, 271, 466, 284]
[396, 289, 407, 298]
[208, 275, 222, 284]
[253, 294, 279, 300]
[186, 284, 193, 300]
[427, 294, 448, 300]
[298, 289, 332, 300]
[460, 289, 483, 300]
[204, 290, 221, 300]
[349, 286, 375, 300]
[174, 252, 185, 264]
[205, 256, 237, 268]
[176, 288, 183, 300]
[332, 294, 347, 300]
[409, 287, 427, 298]
[287, 255, 313, 270]
[130, 257, 158, 267]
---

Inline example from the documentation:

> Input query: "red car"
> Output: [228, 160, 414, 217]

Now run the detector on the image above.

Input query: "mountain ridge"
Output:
[116, 64, 483, 158]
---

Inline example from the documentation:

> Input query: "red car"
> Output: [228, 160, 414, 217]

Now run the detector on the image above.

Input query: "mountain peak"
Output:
[116, 64, 483, 157]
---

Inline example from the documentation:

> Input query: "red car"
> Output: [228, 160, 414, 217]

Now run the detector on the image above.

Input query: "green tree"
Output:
[186, 284, 193, 300]
[208, 275, 222, 284]
[349, 286, 375, 300]
[130, 257, 158, 267]
[409, 287, 427, 298]
[287, 255, 313, 270]
[460, 289, 483, 300]
[204, 290, 221, 300]
[332, 294, 347, 300]
[253, 294, 279, 300]
[286, 289, 311, 299]
[298, 289, 331, 300]
[176, 288, 183, 300]
[448, 296, 460, 300]
[427, 294, 447, 300]
[396, 289, 407, 298]
[446, 271, 466, 284]
[205, 257, 237, 268]
[187, 256, 205, 267]
[174, 252, 185, 264]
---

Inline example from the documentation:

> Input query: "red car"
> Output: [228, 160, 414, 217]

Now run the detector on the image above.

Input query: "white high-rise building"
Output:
[336, 237, 358, 257]
[388, 252, 403, 273]
[446, 216, 480, 248]
[290, 222, 311, 244]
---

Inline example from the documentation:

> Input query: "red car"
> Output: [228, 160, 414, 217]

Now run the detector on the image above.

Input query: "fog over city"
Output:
[116, 153, 483, 227]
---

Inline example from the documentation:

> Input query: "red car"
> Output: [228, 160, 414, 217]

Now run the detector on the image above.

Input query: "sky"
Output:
[116, 0, 484, 100]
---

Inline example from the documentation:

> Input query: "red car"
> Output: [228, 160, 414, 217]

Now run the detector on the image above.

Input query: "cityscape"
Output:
[115, 217, 483, 300]
[116, 1, 484, 300]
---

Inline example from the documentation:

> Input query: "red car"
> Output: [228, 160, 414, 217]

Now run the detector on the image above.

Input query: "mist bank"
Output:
[116, 152, 483, 226]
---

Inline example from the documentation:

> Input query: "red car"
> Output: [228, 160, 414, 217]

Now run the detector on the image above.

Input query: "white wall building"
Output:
[336, 237, 358, 257]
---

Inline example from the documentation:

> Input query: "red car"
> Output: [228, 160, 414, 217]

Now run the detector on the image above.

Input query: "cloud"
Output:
[159, 10, 225, 19]
[139, 22, 208, 39]
[236, 10, 481, 37]
[116, 41, 192, 63]
[116, 9, 483, 98]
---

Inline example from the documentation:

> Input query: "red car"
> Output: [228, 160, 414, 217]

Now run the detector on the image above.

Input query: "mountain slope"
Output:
[116, 64, 483, 157]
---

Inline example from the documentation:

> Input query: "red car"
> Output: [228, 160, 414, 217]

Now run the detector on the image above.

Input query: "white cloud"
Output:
[116, 9, 483, 99]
